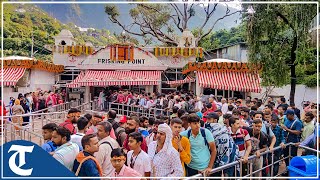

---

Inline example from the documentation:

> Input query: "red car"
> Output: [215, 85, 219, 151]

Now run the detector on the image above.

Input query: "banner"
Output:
[2, 140, 76, 177]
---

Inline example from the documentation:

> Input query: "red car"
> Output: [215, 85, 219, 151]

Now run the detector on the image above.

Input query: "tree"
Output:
[105, 3, 241, 46]
[194, 23, 246, 50]
[244, 3, 317, 104]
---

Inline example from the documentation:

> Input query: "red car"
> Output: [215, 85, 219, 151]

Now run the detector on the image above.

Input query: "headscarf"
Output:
[14, 99, 20, 105]
[157, 123, 173, 155]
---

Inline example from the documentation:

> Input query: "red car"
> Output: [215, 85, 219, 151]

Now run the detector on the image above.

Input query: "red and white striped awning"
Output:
[197, 71, 261, 93]
[1, 68, 26, 86]
[69, 70, 162, 87]
[166, 76, 195, 85]
[66, 71, 85, 88]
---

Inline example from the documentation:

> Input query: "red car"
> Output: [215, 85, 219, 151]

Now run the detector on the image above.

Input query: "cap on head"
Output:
[119, 115, 127, 123]
[285, 109, 295, 115]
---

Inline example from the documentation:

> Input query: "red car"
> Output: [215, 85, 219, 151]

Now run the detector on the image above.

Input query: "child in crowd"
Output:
[127, 132, 151, 177]
[110, 148, 141, 179]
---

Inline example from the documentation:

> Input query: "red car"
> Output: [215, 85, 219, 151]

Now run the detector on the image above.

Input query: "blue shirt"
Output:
[42, 141, 57, 153]
[138, 128, 149, 138]
[180, 128, 215, 170]
[271, 125, 285, 147]
[139, 98, 146, 106]
[284, 118, 302, 143]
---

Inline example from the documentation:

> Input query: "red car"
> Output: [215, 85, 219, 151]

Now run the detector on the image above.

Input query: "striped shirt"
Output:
[229, 128, 250, 157]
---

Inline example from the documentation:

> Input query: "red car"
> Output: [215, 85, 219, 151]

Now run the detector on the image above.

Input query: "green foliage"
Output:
[3, 4, 119, 60]
[244, 3, 317, 88]
[195, 23, 246, 50]
[304, 74, 317, 87]
[105, 5, 120, 18]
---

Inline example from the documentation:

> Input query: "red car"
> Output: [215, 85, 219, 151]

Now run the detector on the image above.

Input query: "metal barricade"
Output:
[3, 120, 45, 146]
[1, 111, 68, 146]
[1, 99, 98, 146]
[109, 102, 170, 118]
[31, 102, 71, 114]
[31, 99, 83, 114]
[187, 143, 320, 179]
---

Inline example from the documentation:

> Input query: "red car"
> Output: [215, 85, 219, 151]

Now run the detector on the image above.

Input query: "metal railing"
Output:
[1, 100, 99, 146]
[73, 100, 99, 114]
[31, 99, 83, 114]
[109, 102, 170, 118]
[188, 143, 320, 179]
[1, 111, 68, 146]
[2, 120, 44, 146]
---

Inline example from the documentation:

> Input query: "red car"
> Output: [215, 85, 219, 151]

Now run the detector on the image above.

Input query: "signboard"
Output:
[97, 59, 145, 64]
[78, 46, 168, 70]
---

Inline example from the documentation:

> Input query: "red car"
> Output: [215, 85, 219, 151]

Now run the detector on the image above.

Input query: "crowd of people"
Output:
[2, 89, 67, 126]
[39, 90, 318, 179]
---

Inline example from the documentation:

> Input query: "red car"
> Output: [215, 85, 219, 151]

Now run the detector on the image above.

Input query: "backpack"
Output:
[101, 141, 114, 150]
[109, 119, 125, 146]
[162, 99, 169, 109]
[39, 99, 46, 109]
[263, 123, 272, 147]
[187, 128, 210, 150]
[185, 102, 194, 112]
[60, 121, 76, 134]
[47, 96, 53, 106]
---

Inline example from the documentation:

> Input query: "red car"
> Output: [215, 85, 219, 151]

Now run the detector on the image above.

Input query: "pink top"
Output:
[112, 165, 142, 180]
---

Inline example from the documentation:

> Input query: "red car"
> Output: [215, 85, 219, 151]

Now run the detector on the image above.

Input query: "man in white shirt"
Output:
[148, 123, 184, 177]
[51, 127, 79, 170]
[127, 132, 151, 177]
[70, 117, 89, 151]
[221, 98, 228, 115]
[194, 97, 204, 112]
[95, 121, 120, 177]
[144, 97, 154, 109]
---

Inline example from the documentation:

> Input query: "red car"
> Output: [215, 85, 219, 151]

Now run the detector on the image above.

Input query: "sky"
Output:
[181, 0, 243, 10]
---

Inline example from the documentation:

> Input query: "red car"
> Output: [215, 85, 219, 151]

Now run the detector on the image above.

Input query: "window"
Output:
[111, 46, 134, 61]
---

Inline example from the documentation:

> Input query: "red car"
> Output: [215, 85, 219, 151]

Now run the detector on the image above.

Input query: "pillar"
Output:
[83, 70, 90, 103]
[157, 81, 162, 93]
[145, 85, 153, 94]
[195, 72, 203, 96]
[84, 86, 90, 103]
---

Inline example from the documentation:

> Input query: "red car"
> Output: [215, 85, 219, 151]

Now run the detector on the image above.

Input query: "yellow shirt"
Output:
[172, 136, 191, 176]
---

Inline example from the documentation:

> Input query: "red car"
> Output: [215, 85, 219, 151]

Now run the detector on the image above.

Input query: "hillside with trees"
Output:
[2, 4, 118, 61]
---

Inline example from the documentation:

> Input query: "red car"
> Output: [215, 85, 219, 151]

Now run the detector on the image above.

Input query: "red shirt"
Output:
[123, 135, 148, 153]
[0, 101, 7, 116]
[211, 102, 217, 112]
[116, 94, 125, 104]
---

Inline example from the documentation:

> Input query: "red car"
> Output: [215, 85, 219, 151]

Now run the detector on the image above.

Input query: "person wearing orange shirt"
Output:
[170, 118, 191, 175]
